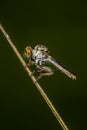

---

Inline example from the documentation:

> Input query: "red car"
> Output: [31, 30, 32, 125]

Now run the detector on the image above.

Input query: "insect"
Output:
[24, 45, 76, 80]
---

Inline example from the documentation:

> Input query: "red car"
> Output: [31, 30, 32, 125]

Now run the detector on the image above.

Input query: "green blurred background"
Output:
[0, 0, 87, 130]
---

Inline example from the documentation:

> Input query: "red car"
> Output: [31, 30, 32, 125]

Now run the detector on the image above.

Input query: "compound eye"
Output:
[25, 47, 32, 57]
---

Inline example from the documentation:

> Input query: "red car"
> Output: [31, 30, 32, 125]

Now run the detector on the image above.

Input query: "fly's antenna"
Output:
[0, 24, 69, 130]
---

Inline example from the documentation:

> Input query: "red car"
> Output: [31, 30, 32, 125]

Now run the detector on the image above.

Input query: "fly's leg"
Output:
[24, 63, 31, 71]
[36, 66, 54, 81]
[27, 67, 42, 77]
[24, 58, 32, 69]
[24, 58, 34, 77]
[30, 67, 42, 77]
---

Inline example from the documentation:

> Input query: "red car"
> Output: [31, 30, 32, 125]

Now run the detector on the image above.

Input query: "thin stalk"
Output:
[0, 24, 69, 130]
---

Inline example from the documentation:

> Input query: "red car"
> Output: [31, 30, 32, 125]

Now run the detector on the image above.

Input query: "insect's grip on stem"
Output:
[0, 23, 69, 130]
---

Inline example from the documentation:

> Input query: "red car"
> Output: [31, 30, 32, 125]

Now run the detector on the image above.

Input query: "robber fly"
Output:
[24, 45, 76, 80]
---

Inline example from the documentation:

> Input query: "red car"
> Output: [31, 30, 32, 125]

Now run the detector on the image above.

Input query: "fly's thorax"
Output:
[34, 45, 48, 52]
[32, 50, 42, 60]
[32, 49, 48, 66]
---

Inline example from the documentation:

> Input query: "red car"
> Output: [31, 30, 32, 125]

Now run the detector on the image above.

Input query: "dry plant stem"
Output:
[0, 24, 69, 130]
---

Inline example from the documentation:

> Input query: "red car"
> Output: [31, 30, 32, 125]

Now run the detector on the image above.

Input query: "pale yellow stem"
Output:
[0, 24, 69, 130]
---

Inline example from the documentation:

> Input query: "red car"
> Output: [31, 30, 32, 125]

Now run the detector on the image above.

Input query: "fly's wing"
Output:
[47, 56, 76, 80]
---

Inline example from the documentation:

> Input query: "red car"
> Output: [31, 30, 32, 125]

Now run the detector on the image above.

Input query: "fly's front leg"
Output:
[24, 58, 32, 70]
[36, 66, 54, 81]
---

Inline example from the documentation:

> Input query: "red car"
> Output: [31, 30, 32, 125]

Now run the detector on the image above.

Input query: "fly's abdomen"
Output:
[48, 56, 76, 80]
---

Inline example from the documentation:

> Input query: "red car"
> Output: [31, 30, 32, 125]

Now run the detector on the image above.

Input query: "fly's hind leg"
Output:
[36, 66, 54, 81]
